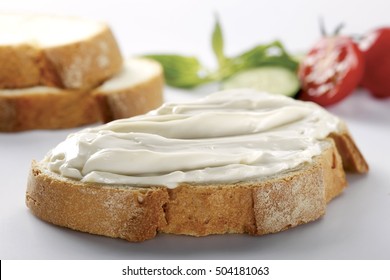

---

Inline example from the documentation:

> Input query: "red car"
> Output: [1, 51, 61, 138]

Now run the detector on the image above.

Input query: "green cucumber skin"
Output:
[221, 66, 300, 97]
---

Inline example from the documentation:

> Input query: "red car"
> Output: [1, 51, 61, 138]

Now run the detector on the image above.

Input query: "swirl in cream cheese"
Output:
[45, 89, 342, 188]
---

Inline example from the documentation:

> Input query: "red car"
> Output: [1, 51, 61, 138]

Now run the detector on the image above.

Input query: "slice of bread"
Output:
[0, 58, 164, 131]
[0, 14, 122, 89]
[93, 58, 164, 123]
[25, 91, 368, 242]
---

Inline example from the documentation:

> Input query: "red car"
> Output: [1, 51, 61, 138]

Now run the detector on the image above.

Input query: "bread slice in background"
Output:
[0, 14, 122, 89]
[0, 86, 99, 131]
[0, 58, 164, 131]
[93, 58, 164, 123]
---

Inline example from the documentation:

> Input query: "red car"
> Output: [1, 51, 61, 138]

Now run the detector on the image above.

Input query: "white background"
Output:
[0, 0, 390, 260]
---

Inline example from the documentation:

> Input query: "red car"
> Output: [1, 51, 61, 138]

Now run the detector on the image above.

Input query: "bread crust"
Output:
[26, 134, 361, 242]
[0, 44, 42, 88]
[0, 89, 99, 131]
[329, 131, 369, 173]
[27, 166, 168, 242]
[0, 58, 164, 132]
[0, 23, 122, 90]
[42, 25, 123, 89]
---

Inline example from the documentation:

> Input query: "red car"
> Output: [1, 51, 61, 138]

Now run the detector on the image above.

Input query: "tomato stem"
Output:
[319, 17, 327, 37]
[334, 23, 345, 36]
[318, 18, 345, 37]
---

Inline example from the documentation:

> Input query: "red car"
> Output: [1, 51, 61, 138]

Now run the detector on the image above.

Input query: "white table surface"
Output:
[1, 0, 390, 260]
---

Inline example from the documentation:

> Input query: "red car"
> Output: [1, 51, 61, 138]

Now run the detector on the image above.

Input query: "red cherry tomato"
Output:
[298, 36, 364, 106]
[360, 27, 390, 98]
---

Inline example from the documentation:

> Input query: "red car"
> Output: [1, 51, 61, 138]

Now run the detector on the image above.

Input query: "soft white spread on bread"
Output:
[0, 14, 103, 47]
[45, 89, 342, 188]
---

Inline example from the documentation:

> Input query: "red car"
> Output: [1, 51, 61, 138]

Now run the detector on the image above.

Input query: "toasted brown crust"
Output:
[0, 23, 122, 90]
[0, 58, 164, 132]
[26, 131, 365, 242]
[27, 166, 168, 242]
[42, 25, 123, 89]
[329, 131, 369, 173]
[0, 44, 42, 88]
[0, 88, 100, 131]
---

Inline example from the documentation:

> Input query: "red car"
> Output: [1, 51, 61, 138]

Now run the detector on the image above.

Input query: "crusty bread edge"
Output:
[43, 24, 123, 89]
[0, 89, 100, 131]
[329, 125, 369, 173]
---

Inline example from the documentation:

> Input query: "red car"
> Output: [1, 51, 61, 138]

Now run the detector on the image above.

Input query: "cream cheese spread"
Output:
[45, 89, 342, 188]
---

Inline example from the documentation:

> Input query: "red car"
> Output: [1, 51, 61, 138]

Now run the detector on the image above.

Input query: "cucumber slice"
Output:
[221, 66, 300, 97]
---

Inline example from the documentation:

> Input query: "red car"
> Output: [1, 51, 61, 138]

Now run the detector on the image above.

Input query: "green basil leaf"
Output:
[144, 54, 211, 88]
[143, 23, 298, 90]
[211, 15, 226, 68]
[234, 41, 299, 72]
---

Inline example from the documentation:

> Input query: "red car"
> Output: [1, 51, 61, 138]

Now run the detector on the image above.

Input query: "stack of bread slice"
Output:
[0, 14, 163, 131]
